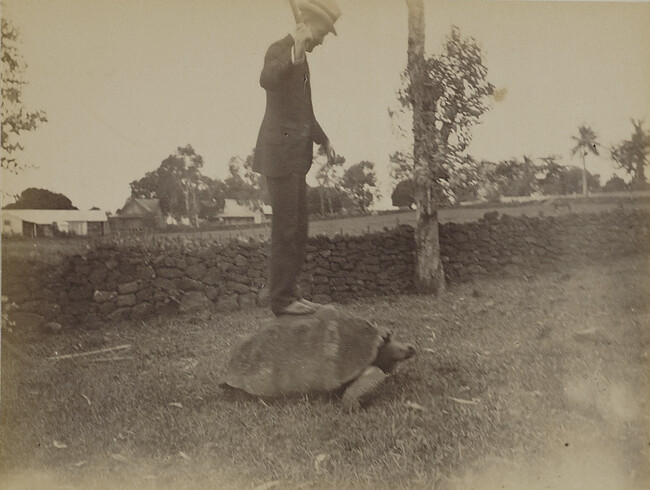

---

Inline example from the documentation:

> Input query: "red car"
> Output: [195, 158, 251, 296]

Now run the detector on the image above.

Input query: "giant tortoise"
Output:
[219, 305, 415, 409]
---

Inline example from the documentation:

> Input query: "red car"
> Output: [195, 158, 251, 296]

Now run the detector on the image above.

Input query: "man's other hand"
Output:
[322, 140, 336, 164]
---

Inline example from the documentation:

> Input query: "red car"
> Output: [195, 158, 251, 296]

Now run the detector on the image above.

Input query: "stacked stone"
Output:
[439, 212, 562, 282]
[300, 225, 415, 304]
[1, 258, 64, 330]
[3, 209, 648, 329]
[554, 208, 650, 258]
[2, 240, 269, 326]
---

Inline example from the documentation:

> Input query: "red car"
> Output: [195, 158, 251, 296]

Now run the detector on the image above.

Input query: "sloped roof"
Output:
[219, 199, 259, 218]
[119, 197, 162, 216]
[2, 209, 108, 224]
[133, 198, 161, 214]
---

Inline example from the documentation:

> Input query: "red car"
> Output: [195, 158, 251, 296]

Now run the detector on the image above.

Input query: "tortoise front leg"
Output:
[341, 366, 387, 411]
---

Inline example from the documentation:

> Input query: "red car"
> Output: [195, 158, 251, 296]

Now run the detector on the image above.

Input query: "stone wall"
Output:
[3, 209, 648, 329]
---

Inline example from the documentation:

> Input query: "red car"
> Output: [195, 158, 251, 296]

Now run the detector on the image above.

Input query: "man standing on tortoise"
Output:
[253, 0, 341, 316]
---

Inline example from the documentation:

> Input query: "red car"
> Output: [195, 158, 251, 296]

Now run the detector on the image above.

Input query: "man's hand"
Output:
[322, 140, 336, 164]
[293, 23, 312, 62]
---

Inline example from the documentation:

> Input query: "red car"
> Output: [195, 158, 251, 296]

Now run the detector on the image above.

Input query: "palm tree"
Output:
[570, 125, 600, 197]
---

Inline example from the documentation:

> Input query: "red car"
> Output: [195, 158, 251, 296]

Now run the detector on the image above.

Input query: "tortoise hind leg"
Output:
[341, 366, 387, 411]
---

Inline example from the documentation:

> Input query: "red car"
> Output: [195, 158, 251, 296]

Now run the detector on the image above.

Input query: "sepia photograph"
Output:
[1, 0, 649, 488]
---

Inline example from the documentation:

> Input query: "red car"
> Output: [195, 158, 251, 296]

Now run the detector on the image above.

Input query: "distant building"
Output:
[216, 199, 272, 226]
[1, 209, 108, 237]
[109, 197, 166, 233]
[165, 215, 191, 226]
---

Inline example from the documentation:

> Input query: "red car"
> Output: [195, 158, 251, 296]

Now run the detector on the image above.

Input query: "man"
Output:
[253, 0, 341, 316]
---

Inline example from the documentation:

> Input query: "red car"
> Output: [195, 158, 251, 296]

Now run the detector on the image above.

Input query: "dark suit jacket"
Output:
[253, 35, 327, 177]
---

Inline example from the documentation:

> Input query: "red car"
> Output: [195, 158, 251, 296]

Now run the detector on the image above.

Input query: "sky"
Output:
[2, 0, 649, 212]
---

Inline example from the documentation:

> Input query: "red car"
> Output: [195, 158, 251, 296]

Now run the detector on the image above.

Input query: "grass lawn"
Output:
[1, 254, 649, 489]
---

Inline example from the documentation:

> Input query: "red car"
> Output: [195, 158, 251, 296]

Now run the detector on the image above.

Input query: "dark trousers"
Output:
[266, 173, 308, 314]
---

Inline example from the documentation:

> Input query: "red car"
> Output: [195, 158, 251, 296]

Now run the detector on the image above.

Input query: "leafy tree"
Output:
[537, 155, 568, 195]
[469, 157, 536, 200]
[562, 166, 600, 194]
[196, 177, 227, 220]
[493, 156, 539, 197]
[157, 145, 202, 225]
[3, 188, 77, 209]
[307, 185, 348, 216]
[130, 144, 217, 225]
[467, 159, 497, 201]
[312, 145, 346, 215]
[601, 175, 629, 193]
[532, 155, 602, 196]
[1, 18, 47, 173]
[339, 161, 380, 213]
[473, 156, 600, 199]
[400, 3, 494, 293]
[223, 150, 269, 208]
[610, 119, 649, 189]
[394, 26, 495, 203]
[450, 155, 494, 203]
[130, 170, 158, 199]
[570, 125, 600, 197]
[391, 179, 415, 208]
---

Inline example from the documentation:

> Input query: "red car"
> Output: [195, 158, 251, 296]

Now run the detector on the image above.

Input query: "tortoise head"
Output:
[373, 337, 416, 373]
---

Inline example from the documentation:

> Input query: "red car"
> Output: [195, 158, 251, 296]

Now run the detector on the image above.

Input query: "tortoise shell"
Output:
[220, 305, 389, 397]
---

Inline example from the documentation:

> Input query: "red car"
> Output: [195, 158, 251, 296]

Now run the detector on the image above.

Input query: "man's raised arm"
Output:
[259, 41, 293, 90]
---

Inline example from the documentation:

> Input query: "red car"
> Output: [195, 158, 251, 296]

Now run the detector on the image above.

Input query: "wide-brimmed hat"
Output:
[299, 0, 341, 36]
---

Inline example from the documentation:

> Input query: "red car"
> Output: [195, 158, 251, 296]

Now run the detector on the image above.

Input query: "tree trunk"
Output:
[183, 187, 191, 224]
[582, 152, 588, 197]
[326, 189, 332, 215]
[319, 186, 325, 216]
[414, 190, 446, 293]
[635, 160, 646, 188]
[407, 0, 446, 294]
[191, 187, 198, 226]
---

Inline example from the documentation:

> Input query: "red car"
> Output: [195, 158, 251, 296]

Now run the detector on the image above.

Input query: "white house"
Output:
[217, 199, 272, 225]
[2, 209, 108, 237]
